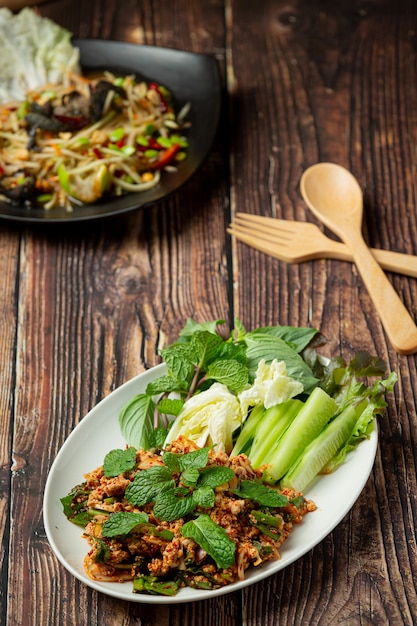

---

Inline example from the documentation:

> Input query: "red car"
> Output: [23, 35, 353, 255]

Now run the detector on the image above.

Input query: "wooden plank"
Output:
[2, 0, 417, 624]
[230, 1, 417, 624]
[4, 1, 229, 625]
[0, 225, 20, 619]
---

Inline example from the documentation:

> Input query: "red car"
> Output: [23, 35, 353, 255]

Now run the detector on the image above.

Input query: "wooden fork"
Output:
[227, 213, 417, 277]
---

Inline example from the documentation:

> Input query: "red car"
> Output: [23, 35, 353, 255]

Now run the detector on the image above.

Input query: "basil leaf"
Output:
[103, 447, 136, 477]
[244, 334, 318, 393]
[181, 514, 236, 569]
[247, 325, 318, 352]
[118, 393, 155, 449]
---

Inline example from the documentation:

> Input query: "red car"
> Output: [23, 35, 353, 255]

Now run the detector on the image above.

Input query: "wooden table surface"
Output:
[2, 1, 417, 624]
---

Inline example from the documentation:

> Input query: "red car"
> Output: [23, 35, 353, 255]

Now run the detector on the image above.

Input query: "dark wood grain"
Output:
[2, 0, 417, 624]
[230, 2, 417, 625]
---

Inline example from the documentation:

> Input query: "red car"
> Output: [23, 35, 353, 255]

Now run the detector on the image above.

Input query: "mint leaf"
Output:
[178, 447, 210, 471]
[153, 490, 195, 521]
[206, 358, 248, 392]
[148, 427, 167, 450]
[103, 447, 136, 477]
[146, 375, 188, 395]
[125, 466, 174, 506]
[102, 511, 149, 537]
[157, 397, 184, 416]
[181, 468, 200, 487]
[218, 340, 247, 365]
[190, 330, 223, 368]
[197, 466, 235, 488]
[178, 318, 226, 340]
[162, 451, 181, 473]
[118, 393, 155, 449]
[181, 514, 236, 569]
[234, 480, 288, 507]
[161, 344, 195, 383]
[192, 486, 215, 508]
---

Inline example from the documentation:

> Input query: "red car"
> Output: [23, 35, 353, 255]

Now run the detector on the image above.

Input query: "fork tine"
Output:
[234, 212, 316, 232]
[233, 213, 328, 245]
[234, 213, 299, 236]
[229, 214, 340, 263]
[227, 225, 301, 262]
[233, 216, 291, 242]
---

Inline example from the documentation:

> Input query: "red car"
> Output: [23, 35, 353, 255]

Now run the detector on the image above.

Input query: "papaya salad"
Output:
[0, 71, 189, 211]
[61, 318, 397, 596]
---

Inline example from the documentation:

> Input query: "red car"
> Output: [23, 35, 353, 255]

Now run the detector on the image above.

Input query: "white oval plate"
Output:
[43, 363, 378, 604]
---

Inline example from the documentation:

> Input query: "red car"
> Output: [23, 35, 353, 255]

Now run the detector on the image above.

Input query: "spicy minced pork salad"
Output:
[61, 318, 397, 596]
[62, 436, 315, 595]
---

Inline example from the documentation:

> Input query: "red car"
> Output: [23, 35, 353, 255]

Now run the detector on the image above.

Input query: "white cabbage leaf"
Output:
[0, 7, 80, 104]
[238, 358, 304, 416]
[164, 383, 243, 453]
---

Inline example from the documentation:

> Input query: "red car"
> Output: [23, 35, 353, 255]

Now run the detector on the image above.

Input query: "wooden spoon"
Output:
[300, 162, 417, 355]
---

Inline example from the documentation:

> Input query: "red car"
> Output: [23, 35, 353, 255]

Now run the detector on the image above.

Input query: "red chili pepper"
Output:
[150, 143, 181, 170]
[136, 138, 160, 153]
[147, 137, 161, 150]
[93, 147, 103, 159]
[148, 82, 169, 113]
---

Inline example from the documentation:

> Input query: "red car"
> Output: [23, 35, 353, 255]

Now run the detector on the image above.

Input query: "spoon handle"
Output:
[316, 238, 417, 277]
[343, 226, 417, 354]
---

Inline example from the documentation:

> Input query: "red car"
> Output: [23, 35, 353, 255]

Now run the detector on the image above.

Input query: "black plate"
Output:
[0, 39, 221, 223]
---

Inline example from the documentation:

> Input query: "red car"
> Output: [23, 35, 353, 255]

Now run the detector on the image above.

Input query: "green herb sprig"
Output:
[118, 318, 320, 450]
